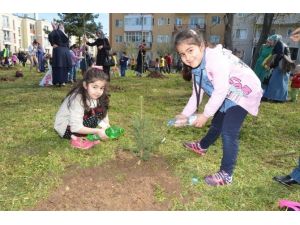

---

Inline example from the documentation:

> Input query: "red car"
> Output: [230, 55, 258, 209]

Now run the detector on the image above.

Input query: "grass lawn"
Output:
[0, 65, 299, 211]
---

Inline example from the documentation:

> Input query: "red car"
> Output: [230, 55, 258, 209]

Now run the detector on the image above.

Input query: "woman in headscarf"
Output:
[48, 22, 72, 87]
[262, 34, 294, 102]
[84, 30, 111, 81]
[254, 36, 273, 84]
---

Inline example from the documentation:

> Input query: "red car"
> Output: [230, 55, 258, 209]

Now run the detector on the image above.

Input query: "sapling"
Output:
[132, 96, 162, 161]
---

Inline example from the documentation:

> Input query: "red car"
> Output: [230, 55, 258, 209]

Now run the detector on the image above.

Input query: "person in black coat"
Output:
[48, 22, 72, 86]
[85, 30, 111, 80]
[135, 40, 146, 76]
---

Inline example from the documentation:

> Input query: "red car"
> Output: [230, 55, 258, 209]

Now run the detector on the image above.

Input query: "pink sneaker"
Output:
[279, 199, 300, 211]
[204, 170, 232, 186]
[70, 137, 99, 150]
[183, 141, 207, 156]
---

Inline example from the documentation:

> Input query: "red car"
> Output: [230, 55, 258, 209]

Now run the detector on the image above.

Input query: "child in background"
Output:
[69, 44, 81, 83]
[174, 29, 263, 186]
[111, 52, 119, 77]
[290, 64, 300, 102]
[11, 53, 18, 66]
[119, 52, 129, 77]
[159, 56, 166, 73]
[155, 58, 160, 72]
[39, 54, 53, 87]
[54, 67, 111, 150]
[80, 45, 92, 78]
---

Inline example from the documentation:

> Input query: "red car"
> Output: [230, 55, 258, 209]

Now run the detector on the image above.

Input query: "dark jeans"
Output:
[200, 105, 248, 176]
[290, 158, 300, 183]
[120, 66, 127, 77]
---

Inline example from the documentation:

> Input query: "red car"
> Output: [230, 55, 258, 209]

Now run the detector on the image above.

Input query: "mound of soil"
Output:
[147, 71, 167, 79]
[0, 76, 16, 82]
[109, 84, 125, 92]
[32, 150, 184, 210]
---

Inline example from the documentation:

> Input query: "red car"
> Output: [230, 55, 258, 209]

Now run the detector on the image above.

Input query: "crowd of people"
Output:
[254, 33, 298, 103]
[2, 21, 299, 191]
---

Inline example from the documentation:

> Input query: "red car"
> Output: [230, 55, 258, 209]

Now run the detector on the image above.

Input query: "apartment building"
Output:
[0, 14, 22, 53]
[109, 13, 225, 63]
[0, 13, 52, 54]
[232, 13, 257, 65]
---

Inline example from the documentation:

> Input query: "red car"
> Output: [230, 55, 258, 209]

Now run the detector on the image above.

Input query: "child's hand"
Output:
[95, 128, 109, 140]
[174, 114, 188, 127]
[193, 114, 209, 128]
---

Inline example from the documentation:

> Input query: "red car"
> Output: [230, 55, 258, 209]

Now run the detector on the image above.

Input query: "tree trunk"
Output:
[224, 13, 234, 50]
[251, 13, 275, 68]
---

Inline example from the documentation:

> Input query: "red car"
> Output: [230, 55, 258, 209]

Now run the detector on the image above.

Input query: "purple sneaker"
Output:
[183, 141, 207, 156]
[204, 170, 232, 186]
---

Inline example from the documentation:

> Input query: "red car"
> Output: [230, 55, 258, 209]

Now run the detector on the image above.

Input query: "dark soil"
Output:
[0, 76, 16, 82]
[147, 71, 167, 79]
[32, 150, 184, 210]
[109, 84, 125, 92]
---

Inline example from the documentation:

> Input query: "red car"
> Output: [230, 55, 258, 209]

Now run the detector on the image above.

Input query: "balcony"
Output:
[2, 26, 10, 31]
[124, 14, 153, 32]
[173, 24, 206, 36]
[3, 39, 12, 45]
[125, 41, 152, 50]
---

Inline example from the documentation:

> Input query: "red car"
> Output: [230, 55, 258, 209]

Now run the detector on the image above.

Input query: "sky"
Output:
[38, 13, 109, 36]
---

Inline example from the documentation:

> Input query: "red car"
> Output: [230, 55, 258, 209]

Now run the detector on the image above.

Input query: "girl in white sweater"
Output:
[54, 67, 110, 149]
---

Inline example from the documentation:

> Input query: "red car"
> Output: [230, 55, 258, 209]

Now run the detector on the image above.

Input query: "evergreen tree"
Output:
[132, 96, 162, 161]
[56, 13, 102, 44]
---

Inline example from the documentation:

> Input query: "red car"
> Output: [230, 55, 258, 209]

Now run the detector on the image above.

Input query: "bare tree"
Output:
[224, 13, 234, 50]
[251, 13, 274, 68]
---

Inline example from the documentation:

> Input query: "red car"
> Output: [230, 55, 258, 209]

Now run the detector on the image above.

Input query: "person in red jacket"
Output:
[290, 65, 300, 102]
[164, 53, 173, 73]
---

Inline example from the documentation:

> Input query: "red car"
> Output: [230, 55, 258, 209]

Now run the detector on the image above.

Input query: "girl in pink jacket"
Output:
[174, 29, 263, 186]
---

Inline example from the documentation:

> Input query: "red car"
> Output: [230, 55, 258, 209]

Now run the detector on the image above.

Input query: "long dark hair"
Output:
[65, 67, 110, 118]
[174, 29, 205, 81]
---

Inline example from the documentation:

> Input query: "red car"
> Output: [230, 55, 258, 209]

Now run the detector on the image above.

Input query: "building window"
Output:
[157, 35, 169, 43]
[44, 25, 49, 32]
[124, 16, 151, 27]
[175, 18, 182, 25]
[4, 30, 10, 41]
[189, 16, 205, 29]
[30, 24, 35, 34]
[115, 35, 123, 43]
[237, 13, 247, 17]
[287, 28, 293, 37]
[125, 31, 152, 43]
[236, 29, 248, 39]
[30, 36, 36, 43]
[210, 35, 220, 44]
[158, 18, 168, 26]
[44, 36, 50, 46]
[212, 16, 221, 24]
[2, 16, 9, 28]
[115, 19, 123, 28]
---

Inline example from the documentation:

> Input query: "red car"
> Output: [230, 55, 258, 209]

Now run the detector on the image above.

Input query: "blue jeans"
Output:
[290, 158, 300, 183]
[200, 105, 248, 176]
[120, 66, 127, 77]
[68, 65, 77, 82]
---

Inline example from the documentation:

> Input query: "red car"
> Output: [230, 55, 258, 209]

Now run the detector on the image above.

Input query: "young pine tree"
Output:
[132, 96, 162, 161]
